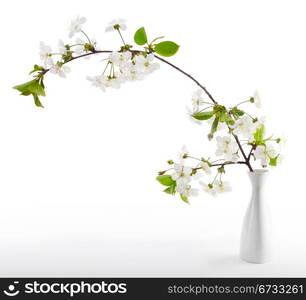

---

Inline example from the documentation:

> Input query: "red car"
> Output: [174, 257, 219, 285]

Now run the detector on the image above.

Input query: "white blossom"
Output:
[121, 63, 145, 81]
[109, 51, 132, 67]
[171, 163, 192, 188]
[199, 181, 217, 197]
[275, 132, 286, 150]
[39, 42, 53, 66]
[200, 180, 231, 196]
[178, 145, 188, 161]
[105, 19, 127, 32]
[135, 54, 160, 74]
[277, 154, 284, 164]
[200, 161, 211, 174]
[58, 40, 68, 56]
[74, 37, 96, 57]
[68, 16, 86, 38]
[214, 180, 231, 193]
[254, 144, 277, 166]
[252, 116, 266, 128]
[87, 74, 123, 91]
[264, 144, 278, 159]
[191, 89, 205, 111]
[86, 75, 105, 91]
[253, 90, 261, 108]
[50, 63, 70, 78]
[232, 115, 255, 138]
[215, 136, 239, 161]
[178, 184, 199, 198]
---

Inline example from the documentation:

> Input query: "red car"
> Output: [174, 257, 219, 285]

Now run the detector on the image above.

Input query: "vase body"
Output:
[240, 170, 272, 263]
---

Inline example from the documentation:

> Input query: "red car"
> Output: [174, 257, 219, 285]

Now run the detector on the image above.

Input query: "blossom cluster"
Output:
[157, 89, 284, 203]
[15, 17, 173, 107]
[39, 17, 160, 89]
[87, 52, 159, 91]
[39, 16, 98, 77]
[165, 147, 232, 200]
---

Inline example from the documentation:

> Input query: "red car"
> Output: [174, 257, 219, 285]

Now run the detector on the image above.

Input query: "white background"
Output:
[0, 0, 305, 277]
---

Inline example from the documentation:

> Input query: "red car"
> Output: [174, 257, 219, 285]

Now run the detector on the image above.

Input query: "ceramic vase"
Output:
[240, 169, 273, 264]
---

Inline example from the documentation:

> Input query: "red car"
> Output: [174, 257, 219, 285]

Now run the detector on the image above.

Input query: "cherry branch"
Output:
[39, 47, 253, 172]
[193, 161, 246, 172]
[232, 134, 253, 172]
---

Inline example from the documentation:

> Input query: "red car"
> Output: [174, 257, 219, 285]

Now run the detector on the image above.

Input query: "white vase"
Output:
[240, 169, 273, 264]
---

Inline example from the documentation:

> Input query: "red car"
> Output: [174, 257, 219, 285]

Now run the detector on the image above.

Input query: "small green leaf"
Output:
[154, 41, 180, 57]
[29, 64, 44, 75]
[13, 79, 46, 108]
[14, 79, 45, 96]
[254, 124, 265, 144]
[192, 111, 214, 121]
[180, 194, 189, 203]
[33, 94, 44, 108]
[230, 107, 245, 120]
[28, 80, 46, 96]
[163, 184, 176, 195]
[213, 104, 227, 115]
[220, 113, 235, 125]
[134, 27, 148, 45]
[20, 90, 32, 96]
[13, 79, 37, 93]
[269, 156, 278, 166]
[156, 175, 175, 186]
[208, 116, 219, 140]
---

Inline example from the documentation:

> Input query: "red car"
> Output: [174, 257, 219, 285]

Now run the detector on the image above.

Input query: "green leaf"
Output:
[20, 91, 32, 96]
[220, 113, 235, 125]
[13, 79, 45, 96]
[33, 94, 44, 108]
[29, 64, 44, 75]
[269, 156, 278, 167]
[13, 79, 37, 93]
[154, 41, 180, 57]
[213, 104, 227, 115]
[28, 80, 46, 96]
[134, 27, 148, 45]
[253, 124, 265, 144]
[208, 116, 219, 140]
[180, 194, 189, 203]
[192, 111, 214, 121]
[156, 175, 175, 186]
[230, 107, 245, 120]
[13, 79, 46, 108]
[163, 184, 176, 195]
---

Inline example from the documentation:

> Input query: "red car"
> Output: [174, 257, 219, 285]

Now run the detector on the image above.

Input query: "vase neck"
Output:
[248, 170, 269, 199]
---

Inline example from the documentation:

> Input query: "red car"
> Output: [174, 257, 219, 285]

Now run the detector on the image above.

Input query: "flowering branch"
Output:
[13, 17, 284, 203]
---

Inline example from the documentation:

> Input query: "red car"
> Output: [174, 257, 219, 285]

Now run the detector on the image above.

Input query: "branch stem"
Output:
[117, 29, 126, 46]
[194, 161, 246, 170]
[153, 55, 217, 104]
[232, 134, 253, 172]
